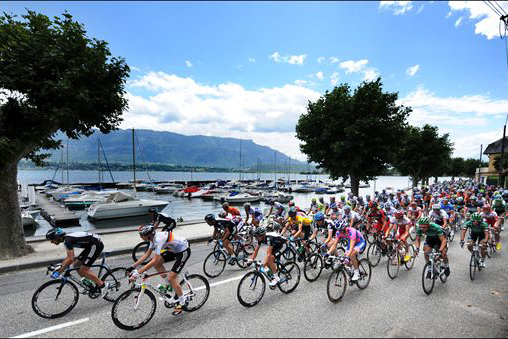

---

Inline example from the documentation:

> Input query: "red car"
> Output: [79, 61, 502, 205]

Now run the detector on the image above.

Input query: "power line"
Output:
[491, 1, 508, 16]
[484, 0, 504, 16]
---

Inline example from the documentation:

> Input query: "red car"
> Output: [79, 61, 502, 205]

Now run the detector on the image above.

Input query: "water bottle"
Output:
[81, 277, 94, 289]
[298, 244, 304, 255]
[266, 268, 274, 279]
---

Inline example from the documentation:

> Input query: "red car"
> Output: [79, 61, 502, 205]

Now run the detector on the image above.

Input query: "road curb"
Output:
[0, 236, 210, 275]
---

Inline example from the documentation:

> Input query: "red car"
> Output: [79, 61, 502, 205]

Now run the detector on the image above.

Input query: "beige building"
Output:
[476, 136, 508, 185]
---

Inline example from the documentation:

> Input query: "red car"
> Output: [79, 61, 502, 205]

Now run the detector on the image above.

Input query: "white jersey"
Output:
[149, 231, 188, 255]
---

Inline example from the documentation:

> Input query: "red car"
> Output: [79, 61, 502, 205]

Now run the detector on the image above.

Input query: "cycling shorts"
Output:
[161, 248, 191, 273]
[424, 236, 442, 250]
[372, 221, 384, 232]
[469, 232, 486, 243]
[76, 241, 104, 267]
[346, 237, 366, 254]
[302, 226, 312, 240]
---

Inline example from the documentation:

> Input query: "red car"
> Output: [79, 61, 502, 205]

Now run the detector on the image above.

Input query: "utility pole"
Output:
[499, 119, 507, 188]
[478, 144, 483, 185]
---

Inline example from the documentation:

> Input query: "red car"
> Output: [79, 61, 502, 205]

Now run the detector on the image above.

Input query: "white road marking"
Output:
[193, 274, 244, 291]
[12, 318, 89, 338]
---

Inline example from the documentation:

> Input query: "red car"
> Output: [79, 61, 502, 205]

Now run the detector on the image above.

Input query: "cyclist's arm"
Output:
[138, 251, 160, 274]
[133, 248, 154, 269]
[346, 237, 356, 257]
[221, 228, 231, 242]
[293, 222, 303, 238]
[438, 235, 447, 253]
[58, 249, 75, 274]
[460, 228, 467, 242]
[250, 243, 261, 261]
[326, 236, 340, 255]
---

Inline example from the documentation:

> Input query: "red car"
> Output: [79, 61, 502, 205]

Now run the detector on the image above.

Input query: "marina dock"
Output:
[35, 193, 80, 227]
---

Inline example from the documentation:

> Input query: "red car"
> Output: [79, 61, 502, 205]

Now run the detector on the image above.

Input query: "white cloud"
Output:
[405, 64, 420, 77]
[248, 57, 256, 63]
[294, 80, 308, 86]
[130, 66, 141, 72]
[330, 72, 340, 86]
[448, 1, 508, 39]
[185, 60, 193, 68]
[379, 1, 414, 15]
[417, 4, 424, 14]
[269, 51, 307, 65]
[339, 59, 369, 74]
[329, 57, 340, 65]
[454, 16, 464, 27]
[452, 131, 502, 158]
[125, 72, 322, 160]
[363, 68, 380, 81]
[317, 57, 325, 63]
[316, 71, 324, 80]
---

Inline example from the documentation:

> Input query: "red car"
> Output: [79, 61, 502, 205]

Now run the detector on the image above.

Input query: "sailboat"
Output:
[87, 128, 169, 220]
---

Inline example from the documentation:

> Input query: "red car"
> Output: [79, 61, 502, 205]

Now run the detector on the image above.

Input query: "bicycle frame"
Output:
[426, 249, 443, 280]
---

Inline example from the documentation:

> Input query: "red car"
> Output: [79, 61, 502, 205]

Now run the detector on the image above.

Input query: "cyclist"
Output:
[325, 219, 367, 281]
[288, 201, 306, 215]
[128, 224, 190, 316]
[464, 196, 480, 220]
[282, 207, 313, 258]
[222, 202, 241, 218]
[481, 205, 500, 251]
[414, 217, 450, 278]
[149, 208, 177, 232]
[407, 201, 423, 222]
[249, 227, 287, 287]
[429, 204, 448, 229]
[460, 213, 489, 268]
[309, 211, 327, 241]
[266, 199, 286, 223]
[46, 228, 110, 296]
[440, 197, 455, 226]
[243, 203, 263, 227]
[366, 201, 387, 236]
[386, 210, 412, 262]
[204, 214, 238, 265]
[341, 205, 362, 230]
[492, 195, 506, 230]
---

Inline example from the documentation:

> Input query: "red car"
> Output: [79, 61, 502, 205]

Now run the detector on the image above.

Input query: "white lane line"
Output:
[194, 274, 243, 291]
[12, 318, 89, 338]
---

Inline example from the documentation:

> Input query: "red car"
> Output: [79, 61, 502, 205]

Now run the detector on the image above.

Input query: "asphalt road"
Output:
[1, 235, 507, 338]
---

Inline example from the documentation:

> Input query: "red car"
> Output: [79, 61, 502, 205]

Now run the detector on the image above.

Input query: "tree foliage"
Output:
[393, 124, 453, 187]
[295, 78, 411, 195]
[0, 10, 129, 259]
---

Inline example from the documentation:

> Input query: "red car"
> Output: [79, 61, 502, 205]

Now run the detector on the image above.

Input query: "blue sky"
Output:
[2, 1, 507, 161]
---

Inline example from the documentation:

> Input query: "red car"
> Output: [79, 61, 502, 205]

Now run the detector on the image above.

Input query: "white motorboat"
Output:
[224, 193, 260, 204]
[154, 183, 184, 194]
[290, 184, 314, 193]
[21, 210, 38, 227]
[46, 186, 85, 201]
[87, 191, 169, 220]
[64, 190, 117, 209]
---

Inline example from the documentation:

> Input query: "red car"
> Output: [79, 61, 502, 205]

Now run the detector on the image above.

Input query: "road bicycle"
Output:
[366, 232, 392, 268]
[485, 227, 498, 258]
[303, 242, 346, 282]
[467, 242, 484, 281]
[386, 238, 415, 280]
[202, 239, 254, 278]
[31, 252, 128, 319]
[111, 270, 210, 330]
[421, 248, 449, 295]
[236, 258, 300, 307]
[326, 255, 372, 303]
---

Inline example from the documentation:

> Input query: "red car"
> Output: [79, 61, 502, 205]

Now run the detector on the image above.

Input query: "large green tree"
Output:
[394, 124, 453, 187]
[295, 78, 411, 196]
[463, 158, 488, 178]
[0, 11, 129, 259]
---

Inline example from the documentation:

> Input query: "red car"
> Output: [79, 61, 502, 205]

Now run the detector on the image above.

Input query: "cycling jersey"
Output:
[416, 223, 444, 239]
[462, 220, 489, 235]
[273, 202, 286, 216]
[63, 232, 103, 266]
[289, 215, 313, 227]
[152, 212, 176, 232]
[260, 232, 287, 255]
[226, 206, 241, 216]
[493, 200, 506, 214]
[440, 203, 455, 215]
[429, 209, 448, 225]
[213, 218, 239, 238]
[335, 227, 366, 253]
[391, 216, 411, 231]
[246, 207, 263, 221]
[481, 211, 498, 227]
[149, 231, 189, 255]
[367, 208, 386, 221]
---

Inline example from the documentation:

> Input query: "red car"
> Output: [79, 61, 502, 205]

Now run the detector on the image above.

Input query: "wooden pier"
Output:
[35, 193, 81, 227]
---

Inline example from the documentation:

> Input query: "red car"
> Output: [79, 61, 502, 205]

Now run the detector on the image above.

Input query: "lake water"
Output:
[17, 169, 455, 237]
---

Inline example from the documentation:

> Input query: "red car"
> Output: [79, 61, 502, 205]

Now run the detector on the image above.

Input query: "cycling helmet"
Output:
[288, 207, 297, 218]
[417, 217, 430, 225]
[319, 197, 324, 203]
[330, 196, 336, 201]
[432, 204, 440, 210]
[470, 196, 477, 200]
[395, 211, 404, 219]
[457, 197, 464, 202]
[358, 196, 364, 201]
[471, 213, 482, 222]
[204, 214, 216, 224]
[46, 228, 65, 240]
[311, 198, 317, 203]
[343, 205, 351, 212]
[222, 202, 229, 209]
[148, 208, 158, 214]
[253, 227, 267, 237]
[243, 202, 251, 209]
[139, 224, 155, 236]
[314, 211, 325, 221]
[477, 193, 483, 198]
[218, 211, 227, 218]
[267, 199, 274, 206]
[335, 220, 348, 232]
[340, 195, 346, 201]
[288, 201, 295, 207]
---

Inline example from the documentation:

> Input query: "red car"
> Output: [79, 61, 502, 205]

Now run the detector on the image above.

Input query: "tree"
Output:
[493, 155, 508, 172]
[295, 78, 411, 196]
[447, 157, 466, 178]
[394, 124, 453, 187]
[463, 158, 487, 178]
[0, 11, 129, 259]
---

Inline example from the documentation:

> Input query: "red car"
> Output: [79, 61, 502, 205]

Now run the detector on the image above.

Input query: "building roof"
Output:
[484, 136, 508, 155]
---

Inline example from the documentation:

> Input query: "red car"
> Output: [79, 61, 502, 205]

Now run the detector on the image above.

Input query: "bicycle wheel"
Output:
[409, 227, 417, 242]
[281, 246, 296, 264]
[307, 240, 319, 254]
[203, 250, 226, 278]
[448, 227, 455, 243]
[235, 244, 252, 269]
[404, 245, 415, 270]
[181, 274, 210, 312]
[32, 279, 79, 319]
[486, 241, 493, 258]
[326, 269, 347, 303]
[237, 272, 266, 307]
[356, 259, 372, 289]
[111, 287, 156, 331]
[278, 262, 301, 294]
[469, 253, 477, 281]
[132, 241, 150, 265]
[367, 243, 382, 267]
[101, 267, 129, 302]
[422, 262, 435, 295]
[387, 250, 400, 280]
[304, 254, 323, 282]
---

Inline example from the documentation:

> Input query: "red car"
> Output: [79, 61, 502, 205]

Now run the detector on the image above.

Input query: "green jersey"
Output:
[416, 223, 444, 239]
[492, 199, 506, 212]
[462, 220, 489, 235]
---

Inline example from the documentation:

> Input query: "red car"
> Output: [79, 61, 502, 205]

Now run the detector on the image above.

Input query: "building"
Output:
[476, 136, 508, 186]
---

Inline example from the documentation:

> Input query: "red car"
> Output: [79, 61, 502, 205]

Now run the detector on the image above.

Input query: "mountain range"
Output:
[46, 129, 309, 171]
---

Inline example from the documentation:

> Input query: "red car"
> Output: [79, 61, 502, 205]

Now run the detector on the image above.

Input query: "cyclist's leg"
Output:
[166, 248, 191, 305]
[77, 242, 104, 286]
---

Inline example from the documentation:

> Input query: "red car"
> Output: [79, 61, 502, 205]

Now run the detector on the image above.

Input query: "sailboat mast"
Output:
[98, 138, 101, 186]
[66, 139, 69, 186]
[132, 128, 136, 193]
[274, 151, 277, 189]
[239, 139, 242, 182]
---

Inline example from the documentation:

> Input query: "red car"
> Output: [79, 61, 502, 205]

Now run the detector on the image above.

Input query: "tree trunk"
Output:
[434, 176, 438, 184]
[411, 176, 419, 188]
[0, 162, 33, 259]
[349, 173, 360, 197]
